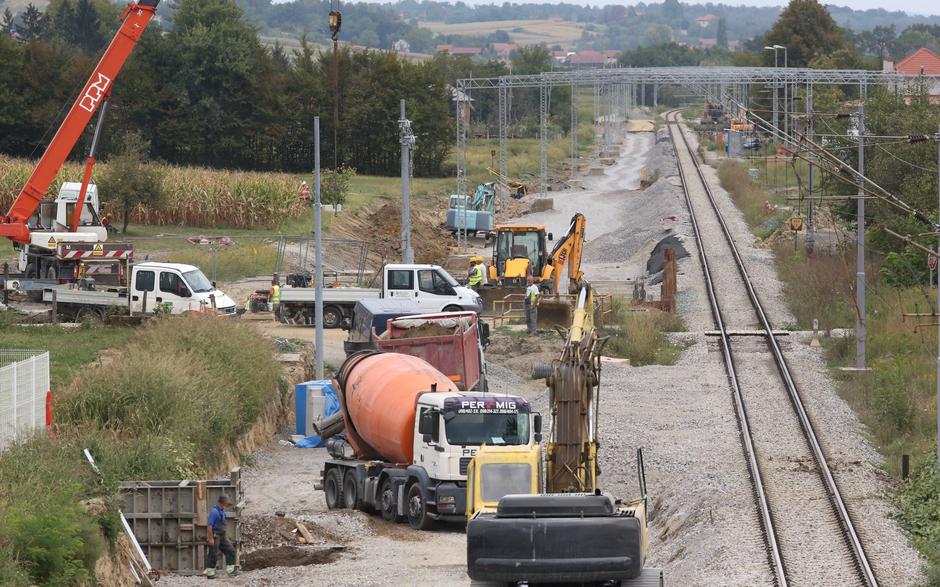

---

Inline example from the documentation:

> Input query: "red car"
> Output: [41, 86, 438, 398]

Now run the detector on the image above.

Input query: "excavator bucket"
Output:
[537, 298, 574, 329]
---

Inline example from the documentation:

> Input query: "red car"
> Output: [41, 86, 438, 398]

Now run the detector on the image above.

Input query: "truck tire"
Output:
[379, 478, 404, 523]
[75, 307, 104, 323]
[406, 483, 434, 531]
[323, 306, 343, 329]
[324, 468, 345, 509]
[343, 471, 363, 511]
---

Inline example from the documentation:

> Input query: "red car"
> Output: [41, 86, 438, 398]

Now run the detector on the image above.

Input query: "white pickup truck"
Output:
[277, 263, 483, 328]
[42, 262, 237, 321]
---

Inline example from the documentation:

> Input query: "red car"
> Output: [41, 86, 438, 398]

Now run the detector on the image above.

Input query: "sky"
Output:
[339, 0, 940, 17]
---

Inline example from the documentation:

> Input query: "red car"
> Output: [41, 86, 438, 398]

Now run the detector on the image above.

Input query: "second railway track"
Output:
[666, 111, 877, 587]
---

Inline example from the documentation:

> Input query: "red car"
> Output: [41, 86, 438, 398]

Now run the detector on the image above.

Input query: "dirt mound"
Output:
[241, 514, 349, 550]
[332, 201, 451, 266]
[240, 545, 344, 571]
[486, 333, 561, 378]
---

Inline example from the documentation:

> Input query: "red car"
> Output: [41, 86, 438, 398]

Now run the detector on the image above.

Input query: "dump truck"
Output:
[320, 351, 540, 530]
[375, 311, 489, 391]
[40, 261, 237, 321]
[277, 263, 482, 328]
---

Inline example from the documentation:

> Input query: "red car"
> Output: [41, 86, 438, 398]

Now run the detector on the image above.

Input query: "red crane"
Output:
[0, 1, 159, 244]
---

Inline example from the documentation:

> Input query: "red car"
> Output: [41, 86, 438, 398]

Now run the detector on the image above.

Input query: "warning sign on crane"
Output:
[47, 236, 57, 247]
[93, 243, 104, 256]
[928, 253, 937, 271]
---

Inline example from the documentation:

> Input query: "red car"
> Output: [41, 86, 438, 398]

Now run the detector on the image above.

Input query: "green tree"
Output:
[16, 3, 49, 41]
[2, 8, 16, 35]
[717, 18, 728, 49]
[762, 0, 855, 67]
[661, 0, 683, 22]
[73, 0, 105, 54]
[99, 132, 164, 233]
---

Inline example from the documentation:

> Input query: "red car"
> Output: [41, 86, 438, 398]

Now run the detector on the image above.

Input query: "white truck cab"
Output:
[129, 262, 237, 315]
[384, 264, 482, 314]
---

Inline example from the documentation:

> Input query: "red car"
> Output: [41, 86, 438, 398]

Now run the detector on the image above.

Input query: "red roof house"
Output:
[884, 48, 940, 102]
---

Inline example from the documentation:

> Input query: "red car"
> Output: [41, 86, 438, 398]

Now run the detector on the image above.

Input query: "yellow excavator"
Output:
[466, 285, 663, 586]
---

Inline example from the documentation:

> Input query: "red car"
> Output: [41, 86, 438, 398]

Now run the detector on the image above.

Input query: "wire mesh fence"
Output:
[0, 350, 50, 452]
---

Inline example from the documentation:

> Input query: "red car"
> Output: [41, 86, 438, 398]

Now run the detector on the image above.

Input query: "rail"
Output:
[667, 111, 877, 587]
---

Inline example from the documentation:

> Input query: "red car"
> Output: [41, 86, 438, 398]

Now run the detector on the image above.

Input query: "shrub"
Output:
[601, 302, 686, 366]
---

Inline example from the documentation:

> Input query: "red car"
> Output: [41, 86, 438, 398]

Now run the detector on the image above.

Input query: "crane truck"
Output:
[319, 351, 540, 530]
[0, 2, 159, 292]
[466, 285, 663, 585]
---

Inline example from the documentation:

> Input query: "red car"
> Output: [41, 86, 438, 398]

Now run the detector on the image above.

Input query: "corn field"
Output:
[0, 155, 306, 228]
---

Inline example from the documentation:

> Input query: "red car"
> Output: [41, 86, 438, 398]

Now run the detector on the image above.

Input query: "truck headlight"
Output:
[439, 496, 455, 505]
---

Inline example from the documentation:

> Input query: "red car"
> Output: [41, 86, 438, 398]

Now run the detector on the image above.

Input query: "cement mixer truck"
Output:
[321, 351, 540, 530]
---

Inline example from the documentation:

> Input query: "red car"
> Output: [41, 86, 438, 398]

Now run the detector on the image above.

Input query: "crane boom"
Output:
[0, 1, 159, 244]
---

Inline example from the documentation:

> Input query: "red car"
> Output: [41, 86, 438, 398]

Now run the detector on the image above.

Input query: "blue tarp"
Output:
[295, 380, 340, 448]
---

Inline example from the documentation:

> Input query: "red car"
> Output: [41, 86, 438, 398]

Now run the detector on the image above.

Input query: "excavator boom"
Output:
[0, 1, 159, 244]
[548, 212, 586, 295]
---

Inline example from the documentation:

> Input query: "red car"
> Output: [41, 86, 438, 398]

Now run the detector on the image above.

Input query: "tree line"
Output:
[0, 0, 453, 177]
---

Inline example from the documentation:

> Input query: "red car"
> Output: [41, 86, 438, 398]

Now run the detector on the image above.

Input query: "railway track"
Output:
[665, 111, 877, 587]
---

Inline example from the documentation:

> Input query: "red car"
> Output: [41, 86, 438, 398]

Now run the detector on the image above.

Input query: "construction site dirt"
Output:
[158, 115, 921, 586]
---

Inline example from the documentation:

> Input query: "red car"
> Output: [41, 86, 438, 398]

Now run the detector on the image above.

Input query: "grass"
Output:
[0, 315, 283, 584]
[0, 312, 136, 391]
[600, 301, 687, 366]
[418, 19, 593, 47]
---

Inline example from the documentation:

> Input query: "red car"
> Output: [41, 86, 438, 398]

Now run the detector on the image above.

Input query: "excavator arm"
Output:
[545, 212, 585, 294]
[0, 1, 159, 244]
[542, 284, 601, 493]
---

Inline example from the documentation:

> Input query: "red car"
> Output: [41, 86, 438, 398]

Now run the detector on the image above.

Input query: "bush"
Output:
[600, 302, 685, 366]
[57, 315, 279, 470]
[896, 460, 940, 580]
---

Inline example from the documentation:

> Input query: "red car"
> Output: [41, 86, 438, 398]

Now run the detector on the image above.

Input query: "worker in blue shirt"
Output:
[205, 495, 237, 579]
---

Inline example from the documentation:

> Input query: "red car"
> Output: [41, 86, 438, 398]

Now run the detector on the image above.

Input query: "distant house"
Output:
[445, 47, 483, 57]
[566, 50, 613, 68]
[492, 43, 519, 60]
[699, 38, 718, 49]
[436, 44, 454, 53]
[695, 14, 718, 28]
[392, 39, 411, 53]
[551, 50, 571, 63]
[449, 86, 475, 126]
[883, 48, 940, 103]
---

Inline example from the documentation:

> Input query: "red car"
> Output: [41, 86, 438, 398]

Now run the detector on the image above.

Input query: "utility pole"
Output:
[856, 87, 866, 370]
[805, 82, 815, 256]
[399, 100, 415, 264]
[314, 117, 324, 380]
[936, 123, 940, 465]
[329, 4, 342, 189]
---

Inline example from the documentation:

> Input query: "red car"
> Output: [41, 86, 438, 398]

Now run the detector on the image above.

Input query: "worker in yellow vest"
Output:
[524, 275, 540, 335]
[468, 257, 485, 292]
[269, 275, 281, 319]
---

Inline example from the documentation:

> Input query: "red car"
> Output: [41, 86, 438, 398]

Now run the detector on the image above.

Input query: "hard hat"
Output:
[470, 256, 484, 264]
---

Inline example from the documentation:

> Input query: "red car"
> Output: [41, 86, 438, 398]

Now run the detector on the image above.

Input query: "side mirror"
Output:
[422, 433, 432, 444]
[533, 413, 543, 443]
[547, 232, 554, 241]
[211, 281, 217, 288]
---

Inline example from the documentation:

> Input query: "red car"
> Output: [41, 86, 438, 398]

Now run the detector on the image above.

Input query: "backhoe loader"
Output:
[466, 285, 663, 586]
[480, 213, 586, 326]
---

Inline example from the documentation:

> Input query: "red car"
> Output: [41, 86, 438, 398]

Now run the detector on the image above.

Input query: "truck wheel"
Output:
[406, 483, 434, 531]
[343, 471, 363, 511]
[324, 468, 345, 509]
[323, 306, 343, 329]
[75, 307, 104, 323]
[379, 478, 404, 523]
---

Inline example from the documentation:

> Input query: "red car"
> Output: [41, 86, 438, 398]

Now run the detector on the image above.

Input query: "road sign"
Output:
[929, 253, 937, 271]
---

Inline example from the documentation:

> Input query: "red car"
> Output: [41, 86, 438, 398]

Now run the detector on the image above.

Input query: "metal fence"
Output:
[0, 349, 50, 452]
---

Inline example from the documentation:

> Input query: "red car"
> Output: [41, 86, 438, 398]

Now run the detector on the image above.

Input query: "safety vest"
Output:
[526, 285, 538, 305]
[469, 264, 483, 286]
[271, 284, 280, 304]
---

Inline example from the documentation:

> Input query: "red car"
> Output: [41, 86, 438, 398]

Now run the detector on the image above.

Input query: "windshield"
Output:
[496, 230, 540, 269]
[481, 463, 532, 502]
[183, 269, 214, 293]
[436, 269, 459, 287]
[444, 412, 529, 446]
